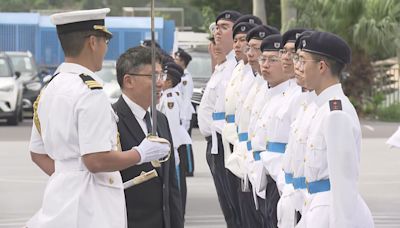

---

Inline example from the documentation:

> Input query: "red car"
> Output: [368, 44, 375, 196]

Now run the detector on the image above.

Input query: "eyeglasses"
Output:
[245, 45, 261, 53]
[126, 72, 167, 81]
[258, 56, 281, 65]
[292, 54, 319, 68]
[279, 49, 296, 58]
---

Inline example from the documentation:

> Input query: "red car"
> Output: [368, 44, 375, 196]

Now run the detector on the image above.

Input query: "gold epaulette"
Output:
[33, 91, 43, 135]
[79, 74, 102, 90]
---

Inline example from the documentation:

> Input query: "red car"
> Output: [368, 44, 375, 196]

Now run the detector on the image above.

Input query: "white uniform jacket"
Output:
[222, 60, 245, 145]
[158, 87, 192, 165]
[27, 63, 126, 228]
[179, 69, 195, 130]
[301, 84, 373, 228]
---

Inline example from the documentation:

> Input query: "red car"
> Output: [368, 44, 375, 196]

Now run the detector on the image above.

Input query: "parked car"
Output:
[5, 51, 46, 112]
[185, 47, 212, 127]
[0, 52, 23, 125]
[96, 60, 121, 104]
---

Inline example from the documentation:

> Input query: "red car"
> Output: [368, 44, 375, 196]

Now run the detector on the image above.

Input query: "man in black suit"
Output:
[113, 46, 184, 228]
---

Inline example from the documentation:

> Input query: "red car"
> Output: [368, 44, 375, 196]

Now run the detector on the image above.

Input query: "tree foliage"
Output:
[290, 0, 400, 114]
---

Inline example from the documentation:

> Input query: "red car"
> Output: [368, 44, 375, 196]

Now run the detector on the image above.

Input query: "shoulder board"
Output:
[167, 92, 173, 97]
[79, 74, 102, 90]
[329, 99, 342, 111]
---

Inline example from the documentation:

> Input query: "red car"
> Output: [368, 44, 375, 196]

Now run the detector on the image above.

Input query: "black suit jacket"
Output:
[113, 96, 184, 228]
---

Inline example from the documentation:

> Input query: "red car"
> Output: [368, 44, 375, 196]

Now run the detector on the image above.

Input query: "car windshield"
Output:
[0, 58, 11, 77]
[9, 55, 36, 73]
[186, 52, 211, 79]
[96, 61, 117, 83]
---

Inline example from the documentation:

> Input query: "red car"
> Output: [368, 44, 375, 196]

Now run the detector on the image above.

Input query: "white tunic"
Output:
[179, 69, 195, 130]
[300, 84, 373, 228]
[222, 60, 245, 145]
[223, 62, 255, 177]
[286, 91, 317, 213]
[28, 63, 126, 228]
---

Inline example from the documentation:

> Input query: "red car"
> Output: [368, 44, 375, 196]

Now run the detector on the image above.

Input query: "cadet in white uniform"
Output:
[27, 8, 170, 228]
[174, 48, 196, 176]
[295, 31, 374, 228]
[223, 20, 256, 175]
[251, 34, 297, 228]
[158, 62, 192, 215]
[276, 29, 311, 228]
[198, 10, 243, 228]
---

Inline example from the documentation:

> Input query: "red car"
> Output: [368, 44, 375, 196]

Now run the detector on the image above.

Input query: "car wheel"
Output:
[7, 110, 19, 126]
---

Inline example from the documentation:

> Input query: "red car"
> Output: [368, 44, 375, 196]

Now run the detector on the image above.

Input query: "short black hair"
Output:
[58, 30, 107, 57]
[310, 52, 345, 78]
[116, 46, 161, 88]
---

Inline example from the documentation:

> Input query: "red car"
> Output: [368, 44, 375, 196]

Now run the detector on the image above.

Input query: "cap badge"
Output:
[302, 40, 306, 48]
[295, 33, 301, 39]
[274, 42, 280, 48]
[249, 19, 254, 24]
[241, 26, 246, 31]
[225, 13, 231, 19]
[259, 32, 265, 38]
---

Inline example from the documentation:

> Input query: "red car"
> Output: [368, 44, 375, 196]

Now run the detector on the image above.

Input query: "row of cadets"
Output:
[222, 15, 264, 228]
[173, 48, 196, 177]
[157, 61, 192, 216]
[198, 10, 243, 228]
[293, 31, 374, 228]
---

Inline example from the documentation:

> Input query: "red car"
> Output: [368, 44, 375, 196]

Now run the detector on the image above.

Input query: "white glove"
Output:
[135, 138, 170, 164]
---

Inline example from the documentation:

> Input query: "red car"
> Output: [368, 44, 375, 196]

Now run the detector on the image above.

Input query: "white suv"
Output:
[0, 52, 23, 125]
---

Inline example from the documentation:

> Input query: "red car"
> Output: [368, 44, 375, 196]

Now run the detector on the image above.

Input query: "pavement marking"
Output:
[363, 124, 375, 132]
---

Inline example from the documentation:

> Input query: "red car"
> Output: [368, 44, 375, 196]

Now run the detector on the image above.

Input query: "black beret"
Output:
[281, 28, 309, 47]
[294, 31, 314, 51]
[233, 15, 263, 29]
[232, 22, 256, 39]
[246, 25, 280, 42]
[260, 34, 282, 52]
[163, 62, 184, 76]
[174, 48, 192, 64]
[215, 10, 242, 24]
[299, 31, 351, 64]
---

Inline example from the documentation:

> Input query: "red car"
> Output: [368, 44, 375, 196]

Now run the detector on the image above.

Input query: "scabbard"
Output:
[123, 169, 158, 189]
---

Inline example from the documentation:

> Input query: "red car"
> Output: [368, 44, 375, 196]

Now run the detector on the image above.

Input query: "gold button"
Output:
[109, 178, 114, 185]
[310, 144, 314, 148]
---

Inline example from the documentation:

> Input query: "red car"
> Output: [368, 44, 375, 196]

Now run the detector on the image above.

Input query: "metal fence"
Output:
[372, 60, 400, 107]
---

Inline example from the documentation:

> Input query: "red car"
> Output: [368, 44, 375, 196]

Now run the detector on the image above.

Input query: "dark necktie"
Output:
[144, 111, 153, 134]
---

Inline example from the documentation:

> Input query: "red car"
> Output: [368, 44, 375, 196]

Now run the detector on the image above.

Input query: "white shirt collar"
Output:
[122, 93, 147, 120]
[315, 83, 344, 107]
[268, 79, 291, 96]
[226, 49, 236, 62]
[55, 62, 104, 85]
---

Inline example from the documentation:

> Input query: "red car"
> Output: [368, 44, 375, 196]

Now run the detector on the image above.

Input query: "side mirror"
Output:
[15, 71, 21, 78]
